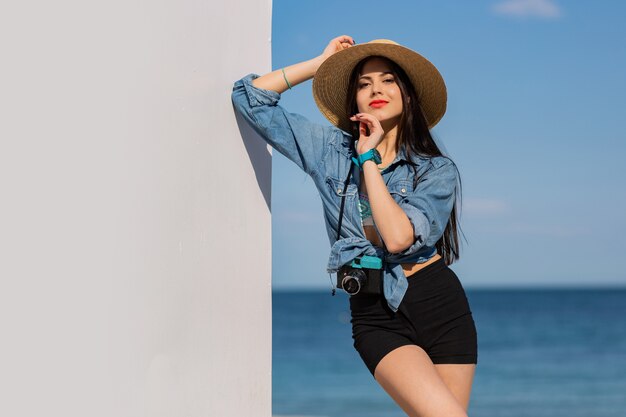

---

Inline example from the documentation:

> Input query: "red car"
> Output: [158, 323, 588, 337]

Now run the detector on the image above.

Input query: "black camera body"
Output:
[337, 255, 384, 296]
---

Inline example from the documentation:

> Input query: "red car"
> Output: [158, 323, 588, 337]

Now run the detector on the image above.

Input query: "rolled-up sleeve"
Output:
[231, 73, 333, 177]
[392, 158, 459, 256]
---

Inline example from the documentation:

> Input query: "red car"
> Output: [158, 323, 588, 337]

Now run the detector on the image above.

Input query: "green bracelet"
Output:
[282, 68, 292, 90]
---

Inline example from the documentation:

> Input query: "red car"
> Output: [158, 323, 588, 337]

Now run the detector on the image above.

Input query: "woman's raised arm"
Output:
[252, 35, 356, 93]
[231, 35, 356, 177]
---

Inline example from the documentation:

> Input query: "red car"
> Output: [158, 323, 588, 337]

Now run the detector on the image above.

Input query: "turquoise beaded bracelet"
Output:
[281, 68, 292, 90]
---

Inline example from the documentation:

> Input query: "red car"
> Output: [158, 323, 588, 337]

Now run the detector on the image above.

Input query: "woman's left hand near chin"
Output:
[349, 113, 384, 155]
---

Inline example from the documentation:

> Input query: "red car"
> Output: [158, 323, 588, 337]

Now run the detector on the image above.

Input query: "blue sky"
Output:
[267, 0, 626, 289]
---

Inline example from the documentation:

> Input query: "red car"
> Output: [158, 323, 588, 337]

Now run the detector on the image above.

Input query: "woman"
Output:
[231, 35, 477, 417]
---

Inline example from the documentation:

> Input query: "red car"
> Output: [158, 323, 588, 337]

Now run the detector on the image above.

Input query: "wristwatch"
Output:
[352, 149, 382, 169]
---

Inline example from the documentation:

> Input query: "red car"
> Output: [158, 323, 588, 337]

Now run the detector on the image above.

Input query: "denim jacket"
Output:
[231, 73, 459, 313]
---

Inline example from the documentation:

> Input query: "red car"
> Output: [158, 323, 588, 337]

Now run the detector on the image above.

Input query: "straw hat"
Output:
[312, 39, 447, 132]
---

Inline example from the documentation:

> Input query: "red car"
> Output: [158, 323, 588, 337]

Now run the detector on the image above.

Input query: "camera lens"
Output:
[342, 276, 360, 294]
[341, 269, 367, 295]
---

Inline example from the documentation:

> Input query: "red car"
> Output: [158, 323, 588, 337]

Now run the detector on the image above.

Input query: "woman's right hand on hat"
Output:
[317, 35, 355, 65]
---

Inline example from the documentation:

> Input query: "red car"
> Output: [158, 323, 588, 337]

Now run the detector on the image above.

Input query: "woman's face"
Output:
[355, 57, 403, 128]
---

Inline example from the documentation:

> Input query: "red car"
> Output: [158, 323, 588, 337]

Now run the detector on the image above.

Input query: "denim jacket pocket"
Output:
[388, 180, 412, 203]
[325, 175, 358, 229]
[326, 175, 358, 198]
[387, 179, 430, 256]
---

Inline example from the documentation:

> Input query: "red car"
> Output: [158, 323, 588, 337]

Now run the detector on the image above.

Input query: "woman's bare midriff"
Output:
[400, 252, 442, 277]
[363, 224, 442, 278]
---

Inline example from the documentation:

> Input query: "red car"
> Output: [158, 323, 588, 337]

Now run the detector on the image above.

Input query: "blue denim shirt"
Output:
[231, 73, 459, 313]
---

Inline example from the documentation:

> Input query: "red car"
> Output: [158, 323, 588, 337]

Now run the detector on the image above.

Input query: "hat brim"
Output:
[312, 41, 447, 133]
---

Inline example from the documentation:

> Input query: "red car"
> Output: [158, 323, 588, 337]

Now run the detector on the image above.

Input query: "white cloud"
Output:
[492, 0, 562, 19]
[463, 197, 510, 216]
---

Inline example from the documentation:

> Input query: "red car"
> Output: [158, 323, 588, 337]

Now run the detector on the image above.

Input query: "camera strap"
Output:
[336, 166, 353, 241]
[329, 166, 352, 296]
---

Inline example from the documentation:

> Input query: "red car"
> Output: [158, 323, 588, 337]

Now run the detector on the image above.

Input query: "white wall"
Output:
[0, 1, 273, 416]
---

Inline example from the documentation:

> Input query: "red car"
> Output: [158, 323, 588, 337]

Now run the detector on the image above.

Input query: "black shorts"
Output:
[349, 257, 478, 377]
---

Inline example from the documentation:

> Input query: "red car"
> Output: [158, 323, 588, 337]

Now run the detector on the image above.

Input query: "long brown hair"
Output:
[344, 55, 465, 265]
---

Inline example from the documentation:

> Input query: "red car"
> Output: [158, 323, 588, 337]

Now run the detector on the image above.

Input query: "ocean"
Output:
[272, 287, 626, 417]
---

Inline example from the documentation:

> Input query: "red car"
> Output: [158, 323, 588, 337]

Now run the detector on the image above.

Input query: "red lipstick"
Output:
[370, 100, 388, 108]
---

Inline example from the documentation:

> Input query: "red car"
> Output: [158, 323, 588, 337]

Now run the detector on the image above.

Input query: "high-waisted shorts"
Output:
[349, 257, 478, 377]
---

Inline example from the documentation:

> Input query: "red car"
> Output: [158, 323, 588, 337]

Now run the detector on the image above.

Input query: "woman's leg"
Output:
[373, 345, 469, 417]
[379, 258, 477, 415]
[434, 363, 476, 411]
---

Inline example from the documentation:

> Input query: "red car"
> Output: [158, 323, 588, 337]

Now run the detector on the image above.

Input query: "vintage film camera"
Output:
[337, 255, 384, 296]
